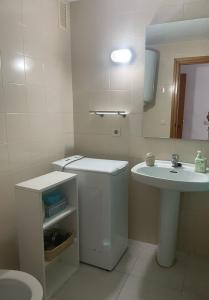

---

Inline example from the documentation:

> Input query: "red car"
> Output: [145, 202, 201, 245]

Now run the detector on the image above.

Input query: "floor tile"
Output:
[181, 291, 205, 300]
[183, 255, 209, 298]
[130, 249, 187, 291]
[117, 274, 181, 300]
[54, 264, 128, 300]
[50, 241, 209, 300]
[115, 240, 157, 275]
[115, 240, 144, 274]
[128, 240, 157, 254]
[115, 248, 139, 274]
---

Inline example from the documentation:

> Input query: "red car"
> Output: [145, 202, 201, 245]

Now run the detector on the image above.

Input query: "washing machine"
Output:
[52, 155, 128, 270]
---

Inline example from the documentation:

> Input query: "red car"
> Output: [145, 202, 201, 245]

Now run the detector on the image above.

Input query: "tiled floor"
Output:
[52, 240, 209, 300]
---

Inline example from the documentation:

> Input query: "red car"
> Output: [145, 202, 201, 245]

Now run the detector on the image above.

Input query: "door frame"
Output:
[170, 55, 209, 138]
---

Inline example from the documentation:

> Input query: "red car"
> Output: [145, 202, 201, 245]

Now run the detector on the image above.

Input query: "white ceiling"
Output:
[146, 18, 209, 46]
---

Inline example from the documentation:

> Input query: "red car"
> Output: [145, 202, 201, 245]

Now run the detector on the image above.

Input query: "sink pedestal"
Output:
[157, 189, 180, 267]
[131, 160, 209, 268]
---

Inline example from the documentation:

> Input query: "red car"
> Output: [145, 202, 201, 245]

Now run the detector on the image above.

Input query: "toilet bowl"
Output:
[0, 270, 43, 300]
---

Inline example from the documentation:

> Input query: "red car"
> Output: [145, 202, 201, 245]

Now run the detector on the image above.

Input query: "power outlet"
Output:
[112, 128, 121, 137]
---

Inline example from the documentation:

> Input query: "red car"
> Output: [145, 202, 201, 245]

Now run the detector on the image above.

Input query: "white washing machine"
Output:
[52, 155, 128, 270]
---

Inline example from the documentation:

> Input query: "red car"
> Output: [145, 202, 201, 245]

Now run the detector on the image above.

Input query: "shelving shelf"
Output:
[43, 206, 76, 230]
[46, 261, 77, 299]
[44, 238, 78, 268]
[15, 171, 79, 299]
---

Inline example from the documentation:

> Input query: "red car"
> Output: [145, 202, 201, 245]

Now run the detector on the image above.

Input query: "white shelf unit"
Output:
[15, 171, 79, 299]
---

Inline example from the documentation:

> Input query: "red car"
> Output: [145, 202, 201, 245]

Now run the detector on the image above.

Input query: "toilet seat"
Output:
[0, 270, 43, 300]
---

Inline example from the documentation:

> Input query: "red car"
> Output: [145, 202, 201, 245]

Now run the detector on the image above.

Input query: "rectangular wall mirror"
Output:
[143, 18, 209, 141]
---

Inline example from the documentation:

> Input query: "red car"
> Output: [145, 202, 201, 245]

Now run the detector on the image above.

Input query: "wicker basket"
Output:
[45, 233, 74, 261]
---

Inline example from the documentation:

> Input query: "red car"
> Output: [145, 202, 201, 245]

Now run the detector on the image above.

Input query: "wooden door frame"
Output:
[170, 55, 209, 138]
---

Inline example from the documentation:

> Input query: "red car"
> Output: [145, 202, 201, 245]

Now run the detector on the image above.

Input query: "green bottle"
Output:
[195, 151, 207, 173]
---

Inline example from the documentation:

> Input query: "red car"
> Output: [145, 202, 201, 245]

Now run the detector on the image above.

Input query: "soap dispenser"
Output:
[195, 151, 207, 173]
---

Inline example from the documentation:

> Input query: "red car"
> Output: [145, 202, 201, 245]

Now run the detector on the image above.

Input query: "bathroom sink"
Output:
[131, 160, 209, 192]
[131, 160, 209, 268]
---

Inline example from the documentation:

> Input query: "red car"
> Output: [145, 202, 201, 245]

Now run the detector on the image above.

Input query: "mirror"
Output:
[143, 18, 209, 141]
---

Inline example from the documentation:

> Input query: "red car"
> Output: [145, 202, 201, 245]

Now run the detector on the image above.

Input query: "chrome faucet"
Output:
[171, 154, 181, 168]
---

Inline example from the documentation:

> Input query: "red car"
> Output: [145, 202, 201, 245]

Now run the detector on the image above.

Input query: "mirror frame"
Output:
[170, 55, 209, 138]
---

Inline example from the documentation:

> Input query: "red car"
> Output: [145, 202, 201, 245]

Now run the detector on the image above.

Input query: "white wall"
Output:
[0, 0, 74, 268]
[182, 64, 209, 140]
[71, 0, 209, 257]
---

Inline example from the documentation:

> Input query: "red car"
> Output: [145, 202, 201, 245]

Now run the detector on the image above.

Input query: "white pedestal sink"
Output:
[131, 160, 209, 267]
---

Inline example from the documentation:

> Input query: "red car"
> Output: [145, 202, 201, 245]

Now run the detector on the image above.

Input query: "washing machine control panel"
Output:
[64, 155, 83, 162]
[52, 155, 84, 170]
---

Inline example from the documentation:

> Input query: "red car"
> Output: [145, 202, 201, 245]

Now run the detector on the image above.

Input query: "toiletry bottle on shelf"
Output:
[195, 150, 207, 173]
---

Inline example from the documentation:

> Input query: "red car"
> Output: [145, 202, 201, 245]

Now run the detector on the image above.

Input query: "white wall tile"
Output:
[46, 87, 63, 113]
[183, 0, 209, 19]
[0, 171, 18, 268]
[25, 56, 45, 85]
[29, 113, 49, 142]
[0, 144, 9, 173]
[6, 113, 30, 142]
[0, 25, 23, 54]
[152, 3, 184, 24]
[0, 0, 74, 269]
[0, 82, 5, 113]
[4, 84, 27, 113]
[0, 0, 22, 27]
[7, 141, 31, 170]
[22, 0, 42, 29]
[23, 28, 45, 59]
[0, 113, 7, 143]
[2, 53, 25, 84]
[26, 84, 46, 113]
